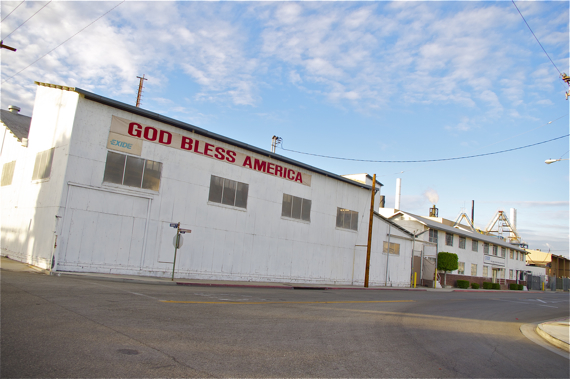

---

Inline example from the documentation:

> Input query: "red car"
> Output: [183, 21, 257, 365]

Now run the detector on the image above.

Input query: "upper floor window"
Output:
[1, 161, 16, 186]
[336, 207, 358, 231]
[483, 243, 489, 255]
[510, 250, 514, 259]
[472, 240, 478, 252]
[208, 175, 248, 209]
[32, 148, 54, 181]
[492, 245, 498, 256]
[459, 236, 466, 249]
[520, 252, 525, 261]
[501, 247, 506, 258]
[103, 151, 162, 191]
[445, 233, 454, 246]
[282, 194, 311, 222]
[429, 229, 438, 243]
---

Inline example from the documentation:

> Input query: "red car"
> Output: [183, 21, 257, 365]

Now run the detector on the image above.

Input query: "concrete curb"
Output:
[520, 320, 570, 359]
[536, 320, 570, 353]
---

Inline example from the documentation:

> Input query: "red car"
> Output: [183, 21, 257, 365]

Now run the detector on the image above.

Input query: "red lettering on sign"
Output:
[267, 163, 275, 175]
[242, 156, 252, 168]
[287, 169, 295, 180]
[159, 130, 172, 145]
[193, 140, 203, 154]
[128, 122, 142, 137]
[275, 165, 283, 177]
[254, 159, 267, 173]
[204, 143, 214, 157]
[214, 147, 225, 160]
[295, 172, 303, 183]
[181, 136, 193, 150]
[144, 127, 158, 141]
[226, 150, 236, 163]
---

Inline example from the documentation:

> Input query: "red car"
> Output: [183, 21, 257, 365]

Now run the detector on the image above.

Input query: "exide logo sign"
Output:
[109, 116, 311, 186]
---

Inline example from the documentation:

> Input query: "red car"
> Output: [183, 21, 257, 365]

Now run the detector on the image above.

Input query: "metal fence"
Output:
[548, 276, 570, 291]
[526, 274, 544, 291]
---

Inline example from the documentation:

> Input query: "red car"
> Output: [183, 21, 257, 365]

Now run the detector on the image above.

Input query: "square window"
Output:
[1, 161, 16, 186]
[336, 208, 358, 231]
[282, 194, 311, 222]
[459, 236, 466, 249]
[445, 233, 454, 246]
[208, 175, 248, 209]
[103, 151, 161, 191]
[32, 148, 54, 181]
[472, 240, 478, 252]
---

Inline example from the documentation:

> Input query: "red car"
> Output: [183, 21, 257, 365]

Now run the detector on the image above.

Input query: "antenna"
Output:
[136, 74, 148, 107]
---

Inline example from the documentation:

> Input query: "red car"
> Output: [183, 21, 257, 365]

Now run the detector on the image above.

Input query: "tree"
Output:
[437, 252, 458, 287]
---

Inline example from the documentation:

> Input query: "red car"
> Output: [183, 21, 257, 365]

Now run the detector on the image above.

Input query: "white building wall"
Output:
[1, 87, 80, 268]
[2, 85, 413, 286]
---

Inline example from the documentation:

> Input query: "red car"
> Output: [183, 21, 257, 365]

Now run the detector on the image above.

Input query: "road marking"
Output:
[538, 305, 558, 308]
[536, 299, 546, 303]
[160, 300, 415, 305]
[87, 281, 160, 300]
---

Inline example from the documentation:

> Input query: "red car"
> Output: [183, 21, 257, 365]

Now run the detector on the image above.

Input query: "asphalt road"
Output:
[1, 268, 569, 378]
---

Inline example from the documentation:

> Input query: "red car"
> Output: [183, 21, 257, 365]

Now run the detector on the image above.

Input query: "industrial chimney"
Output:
[395, 178, 401, 210]
[429, 205, 438, 217]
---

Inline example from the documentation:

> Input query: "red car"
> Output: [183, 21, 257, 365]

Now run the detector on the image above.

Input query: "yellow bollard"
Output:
[414, 272, 417, 288]
[542, 282, 545, 291]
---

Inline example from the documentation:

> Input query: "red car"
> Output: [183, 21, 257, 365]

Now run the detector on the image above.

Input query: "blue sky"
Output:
[2, 1, 569, 256]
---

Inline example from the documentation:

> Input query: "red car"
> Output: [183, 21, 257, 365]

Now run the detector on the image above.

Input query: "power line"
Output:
[1, 0, 26, 22]
[511, 0, 562, 76]
[280, 134, 570, 163]
[2, 1, 125, 84]
[2, 1, 52, 41]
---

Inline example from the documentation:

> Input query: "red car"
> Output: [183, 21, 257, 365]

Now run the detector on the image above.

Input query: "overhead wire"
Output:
[2, 0, 125, 84]
[279, 134, 569, 163]
[2, 1, 52, 41]
[511, 0, 563, 76]
[1, 0, 26, 23]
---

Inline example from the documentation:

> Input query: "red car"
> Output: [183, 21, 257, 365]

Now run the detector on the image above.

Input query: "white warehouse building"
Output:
[1, 82, 416, 286]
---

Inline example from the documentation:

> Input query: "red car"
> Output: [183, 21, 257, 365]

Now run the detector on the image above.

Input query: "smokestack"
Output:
[429, 205, 438, 217]
[510, 208, 517, 230]
[379, 195, 385, 209]
[395, 178, 401, 210]
[472, 200, 474, 224]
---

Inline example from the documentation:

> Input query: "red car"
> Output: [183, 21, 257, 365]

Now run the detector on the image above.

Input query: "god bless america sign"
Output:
[109, 116, 312, 186]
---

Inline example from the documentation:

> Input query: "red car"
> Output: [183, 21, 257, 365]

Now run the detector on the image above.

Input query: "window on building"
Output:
[208, 175, 248, 209]
[282, 194, 311, 222]
[1, 161, 16, 186]
[445, 233, 454, 246]
[520, 252, 525, 261]
[103, 151, 162, 191]
[472, 240, 478, 252]
[336, 208, 358, 231]
[458, 262, 465, 275]
[32, 148, 54, 181]
[483, 265, 489, 277]
[471, 263, 477, 277]
[383, 242, 400, 255]
[483, 243, 489, 255]
[516, 251, 519, 260]
[501, 247, 506, 258]
[429, 229, 438, 243]
[459, 236, 466, 249]
[510, 250, 514, 259]
[509, 269, 514, 279]
[492, 245, 498, 256]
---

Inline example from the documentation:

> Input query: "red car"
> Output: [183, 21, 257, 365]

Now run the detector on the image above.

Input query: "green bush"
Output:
[509, 283, 518, 290]
[483, 282, 493, 289]
[492, 283, 501, 290]
[456, 280, 469, 289]
[517, 284, 523, 290]
[471, 283, 480, 289]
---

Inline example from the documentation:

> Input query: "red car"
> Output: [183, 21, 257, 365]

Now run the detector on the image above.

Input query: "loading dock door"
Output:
[57, 184, 151, 271]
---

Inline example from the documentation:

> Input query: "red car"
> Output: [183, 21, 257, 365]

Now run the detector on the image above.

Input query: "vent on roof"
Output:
[8, 105, 20, 113]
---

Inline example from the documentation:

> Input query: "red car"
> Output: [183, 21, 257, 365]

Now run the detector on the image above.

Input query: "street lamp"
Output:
[545, 158, 569, 164]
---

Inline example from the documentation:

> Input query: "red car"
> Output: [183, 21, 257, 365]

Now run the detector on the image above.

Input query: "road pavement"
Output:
[1, 258, 569, 378]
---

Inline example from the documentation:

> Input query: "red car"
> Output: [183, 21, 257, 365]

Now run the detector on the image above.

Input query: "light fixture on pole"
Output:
[545, 158, 569, 164]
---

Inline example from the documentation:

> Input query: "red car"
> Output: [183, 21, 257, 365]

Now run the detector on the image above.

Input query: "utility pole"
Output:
[1, 40, 17, 52]
[271, 136, 282, 153]
[136, 74, 147, 107]
[364, 174, 376, 288]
